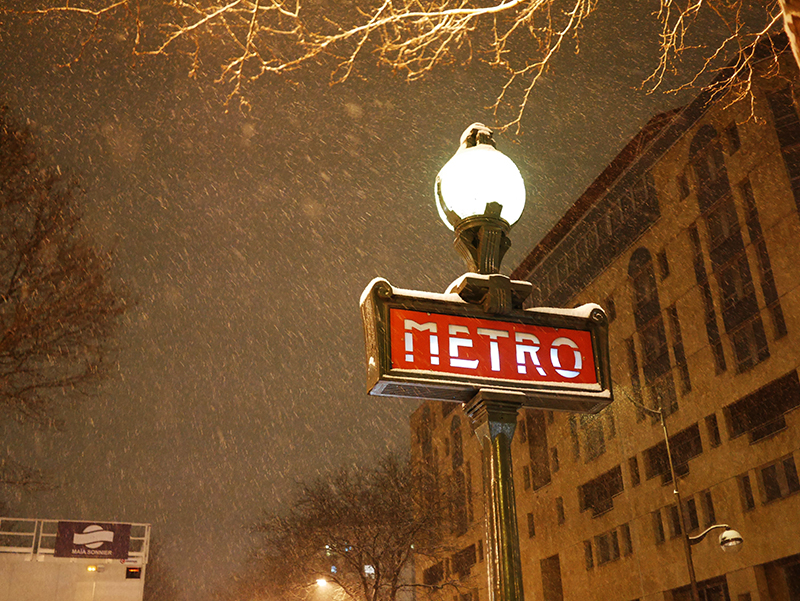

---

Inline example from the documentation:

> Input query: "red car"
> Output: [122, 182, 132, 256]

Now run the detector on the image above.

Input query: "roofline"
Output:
[510, 33, 791, 281]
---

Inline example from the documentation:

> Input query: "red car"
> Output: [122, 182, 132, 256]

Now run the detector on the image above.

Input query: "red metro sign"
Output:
[361, 278, 612, 413]
[392, 309, 596, 384]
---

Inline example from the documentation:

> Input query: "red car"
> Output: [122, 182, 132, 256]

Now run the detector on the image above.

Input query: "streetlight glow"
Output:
[435, 123, 525, 231]
[434, 123, 527, 277]
[316, 578, 328, 587]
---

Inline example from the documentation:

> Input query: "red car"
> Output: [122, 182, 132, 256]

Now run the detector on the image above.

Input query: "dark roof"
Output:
[510, 108, 681, 279]
[510, 33, 791, 281]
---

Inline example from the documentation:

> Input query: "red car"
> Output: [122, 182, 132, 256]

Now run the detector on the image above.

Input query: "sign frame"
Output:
[360, 277, 613, 413]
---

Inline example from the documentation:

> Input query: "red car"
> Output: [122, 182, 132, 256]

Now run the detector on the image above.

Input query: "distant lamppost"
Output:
[639, 404, 743, 601]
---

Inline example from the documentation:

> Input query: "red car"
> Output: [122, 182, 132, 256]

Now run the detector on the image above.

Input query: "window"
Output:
[629, 247, 676, 414]
[605, 296, 617, 323]
[652, 510, 665, 544]
[523, 465, 531, 491]
[740, 180, 788, 339]
[451, 545, 477, 578]
[626, 338, 646, 422]
[620, 523, 633, 556]
[595, 533, 612, 565]
[739, 473, 756, 511]
[451, 416, 463, 470]
[677, 171, 690, 199]
[584, 540, 594, 570]
[569, 415, 580, 460]
[657, 250, 670, 279]
[730, 316, 770, 373]
[701, 490, 716, 527]
[527, 512, 536, 538]
[688, 224, 726, 373]
[668, 305, 691, 394]
[540, 555, 564, 601]
[517, 418, 527, 444]
[556, 497, 565, 525]
[759, 455, 800, 503]
[643, 423, 703, 482]
[527, 412, 552, 490]
[705, 414, 721, 447]
[668, 505, 682, 538]
[606, 409, 616, 439]
[423, 562, 444, 585]
[685, 498, 699, 532]
[583, 414, 606, 461]
[726, 122, 742, 153]
[551, 447, 560, 473]
[766, 87, 800, 210]
[579, 466, 624, 517]
[725, 371, 800, 443]
[629, 456, 641, 487]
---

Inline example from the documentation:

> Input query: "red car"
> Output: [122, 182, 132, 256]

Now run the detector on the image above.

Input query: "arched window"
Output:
[628, 248, 677, 415]
[688, 125, 770, 373]
[690, 125, 730, 213]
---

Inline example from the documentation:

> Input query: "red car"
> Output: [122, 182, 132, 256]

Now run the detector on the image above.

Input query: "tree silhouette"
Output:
[0, 107, 127, 452]
[228, 455, 458, 601]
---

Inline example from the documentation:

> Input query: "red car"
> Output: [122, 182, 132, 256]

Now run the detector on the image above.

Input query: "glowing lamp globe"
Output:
[435, 123, 526, 231]
[435, 123, 526, 275]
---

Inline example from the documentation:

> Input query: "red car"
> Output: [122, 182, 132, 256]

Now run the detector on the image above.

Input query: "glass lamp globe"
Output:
[719, 529, 743, 553]
[435, 123, 526, 231]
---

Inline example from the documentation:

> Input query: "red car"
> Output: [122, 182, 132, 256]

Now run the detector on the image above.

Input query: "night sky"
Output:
[0, 2, 739, 598]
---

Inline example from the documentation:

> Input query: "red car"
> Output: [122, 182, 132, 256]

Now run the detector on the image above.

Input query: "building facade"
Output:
[410, 44, 800, 601]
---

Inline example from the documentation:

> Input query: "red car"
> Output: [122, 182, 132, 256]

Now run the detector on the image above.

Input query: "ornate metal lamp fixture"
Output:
[435, 123, 526, 275]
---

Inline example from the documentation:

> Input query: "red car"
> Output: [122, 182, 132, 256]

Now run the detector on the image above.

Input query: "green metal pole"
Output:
[465, 391, 524, 601]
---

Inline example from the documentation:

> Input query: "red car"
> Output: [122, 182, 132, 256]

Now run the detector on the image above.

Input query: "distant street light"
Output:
[316, 578, 328, 588]
[637, 403, 743, 601]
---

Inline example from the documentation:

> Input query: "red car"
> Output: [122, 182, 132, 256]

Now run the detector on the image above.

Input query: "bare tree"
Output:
[229, 455, 456, 601]
[0, 107, 127, 432]
[5, 0, 793, 131]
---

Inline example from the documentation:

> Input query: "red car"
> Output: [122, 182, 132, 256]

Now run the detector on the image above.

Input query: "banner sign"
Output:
[54, 522, 131, 559]
[361, 278, 612, 413]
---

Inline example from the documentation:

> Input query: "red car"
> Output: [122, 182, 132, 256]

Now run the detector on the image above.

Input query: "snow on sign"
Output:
[361, 278, 612, 413]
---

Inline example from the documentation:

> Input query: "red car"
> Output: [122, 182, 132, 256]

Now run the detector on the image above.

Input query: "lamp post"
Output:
[436, 123, 527, 601]
[638, 404, 743, 601]
[362, 122, 612, 601]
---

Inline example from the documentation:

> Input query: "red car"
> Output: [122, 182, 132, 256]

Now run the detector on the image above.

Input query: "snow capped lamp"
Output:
[435, 123, 526, 274]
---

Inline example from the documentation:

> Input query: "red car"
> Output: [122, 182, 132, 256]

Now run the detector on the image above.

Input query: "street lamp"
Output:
[435, 123, 526, 275]
[437, 123, 528, 601]
[637, 402, 743, 601]
[690, 525, 744, 553]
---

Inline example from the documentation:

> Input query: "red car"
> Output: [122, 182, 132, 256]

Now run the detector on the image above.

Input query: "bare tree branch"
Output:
[0, 107, 127, 429]
[3, 1, 790, 129]
[223, 454, 461, 601]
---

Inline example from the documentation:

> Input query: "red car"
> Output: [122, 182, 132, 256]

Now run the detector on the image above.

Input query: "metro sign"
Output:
[361, 278, 612, 413]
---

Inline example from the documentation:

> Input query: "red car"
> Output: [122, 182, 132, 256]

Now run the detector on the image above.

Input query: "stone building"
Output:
[410, 43, 800, 601]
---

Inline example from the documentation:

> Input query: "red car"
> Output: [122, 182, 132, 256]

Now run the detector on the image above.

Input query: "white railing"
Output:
[0, 517, 150, 563]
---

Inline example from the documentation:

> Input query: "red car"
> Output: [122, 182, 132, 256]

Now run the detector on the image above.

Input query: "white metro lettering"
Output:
[551, 337, 582, 378]
[515, 332, 547, 376]
[403, 320, 440, 365]
[477, 328, 510, 372]
[448, 325, 479, 369]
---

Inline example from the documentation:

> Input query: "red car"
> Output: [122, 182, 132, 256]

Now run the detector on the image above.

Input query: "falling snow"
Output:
[0, 4, 729, 600]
